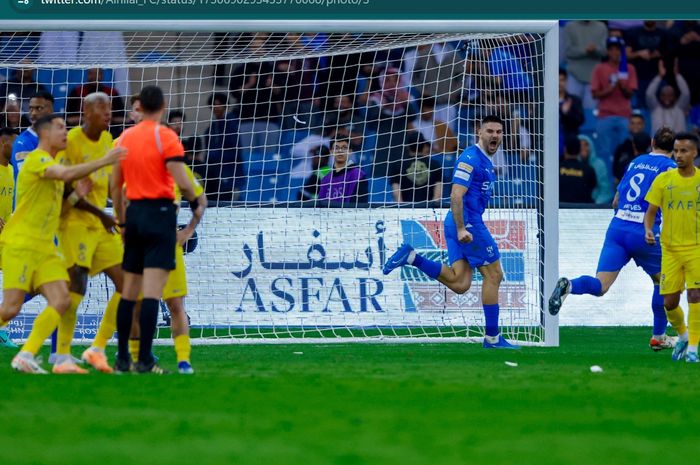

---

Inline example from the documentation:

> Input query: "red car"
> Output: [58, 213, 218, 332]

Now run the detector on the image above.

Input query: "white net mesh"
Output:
[0, 30, 549, 344]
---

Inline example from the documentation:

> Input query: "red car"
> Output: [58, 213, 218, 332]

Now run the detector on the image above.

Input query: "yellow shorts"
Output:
[660, 245, 700, 295]
[1, 246, 69, 292]
[59, 222, 123, 276]
[163, 245, 187, 300]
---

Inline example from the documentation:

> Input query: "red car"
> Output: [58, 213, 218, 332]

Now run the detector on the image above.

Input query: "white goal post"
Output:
[0, 20, 559, 345]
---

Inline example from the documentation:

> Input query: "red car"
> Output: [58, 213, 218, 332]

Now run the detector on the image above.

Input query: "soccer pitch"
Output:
[2, 327, 699, 465]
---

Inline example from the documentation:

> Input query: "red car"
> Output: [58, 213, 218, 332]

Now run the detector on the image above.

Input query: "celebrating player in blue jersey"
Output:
[383, 115, 519, 349]
[549, 127, 678, 350]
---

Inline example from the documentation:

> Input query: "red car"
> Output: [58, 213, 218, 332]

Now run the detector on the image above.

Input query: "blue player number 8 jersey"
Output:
[614, 153, 676, 228]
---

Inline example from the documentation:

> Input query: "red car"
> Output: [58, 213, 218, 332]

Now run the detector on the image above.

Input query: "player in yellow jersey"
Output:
[645, 132, 700, 363]
[83, 96, 207, 373]
[0, 114, 124, 373]
[52, 92, 125, 374]
[0, 127, 19, 348]
[162, 164, 206, 374]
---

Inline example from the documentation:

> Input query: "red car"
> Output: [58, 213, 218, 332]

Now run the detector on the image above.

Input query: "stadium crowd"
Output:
[0, 30, 542, 207]
[559, 20, 700, 204]
[5, 24, 695, 207]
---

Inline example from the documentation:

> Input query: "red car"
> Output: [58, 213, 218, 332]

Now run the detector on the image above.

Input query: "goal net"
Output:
[0, 25, 558, 345]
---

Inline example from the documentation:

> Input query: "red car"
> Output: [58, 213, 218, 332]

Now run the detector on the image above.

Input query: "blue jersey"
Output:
[612, 153, 676, 232]
[445, 144, 496, 229]
[10, 127, 39, 209]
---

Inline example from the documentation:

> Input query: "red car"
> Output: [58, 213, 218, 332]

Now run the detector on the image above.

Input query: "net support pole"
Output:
[542, 22, 560, 347]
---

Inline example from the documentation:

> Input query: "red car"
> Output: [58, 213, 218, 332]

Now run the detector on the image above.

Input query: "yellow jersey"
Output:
[646, 168, 700, 248]
[0, 149, 63, 254]
[60, 127, 113, 229]
[0, 163, 13, 224]
[174, 165, 204, 204]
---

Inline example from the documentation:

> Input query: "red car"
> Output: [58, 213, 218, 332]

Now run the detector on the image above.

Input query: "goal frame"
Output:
[0, 20, 560, 346]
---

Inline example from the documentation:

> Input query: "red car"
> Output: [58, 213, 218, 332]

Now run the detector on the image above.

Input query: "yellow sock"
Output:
[129, 339, 140, 362]
[665, 306, 688, 337]
[92, 292, 120, 350]
[689, 303, 700, 347]
[22, 306, 61, 355]
[174, 334, 191, 363]
[56, 292, 82, 355]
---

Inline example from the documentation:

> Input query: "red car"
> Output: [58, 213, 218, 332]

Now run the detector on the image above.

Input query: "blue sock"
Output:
[483, 304, 499, 337]
[651, 284, 667, 336]
[50, 330, 57, 354]
[570, 276, 602, 296]
[412, 253, 442, 280]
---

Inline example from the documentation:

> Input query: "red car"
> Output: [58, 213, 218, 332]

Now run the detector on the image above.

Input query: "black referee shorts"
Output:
[122, 199, 177, 274]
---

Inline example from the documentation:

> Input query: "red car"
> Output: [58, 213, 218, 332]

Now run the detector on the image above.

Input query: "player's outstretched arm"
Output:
[46, 147, 126, 183]
[644, 204, 659, 245]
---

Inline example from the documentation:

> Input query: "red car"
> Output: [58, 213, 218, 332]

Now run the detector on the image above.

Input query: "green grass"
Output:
[2, 327, 699, 465]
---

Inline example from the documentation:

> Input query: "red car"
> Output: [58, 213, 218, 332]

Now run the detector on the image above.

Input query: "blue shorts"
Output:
[445, 221, 500, 268]
[596, 224, 661, 276]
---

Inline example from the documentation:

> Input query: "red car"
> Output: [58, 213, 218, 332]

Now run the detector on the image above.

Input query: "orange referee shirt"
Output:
[116, 120, 185, 200]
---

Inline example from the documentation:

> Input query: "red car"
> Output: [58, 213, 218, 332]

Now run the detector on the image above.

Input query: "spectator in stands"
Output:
[366, 66, 419, 178]
[409, 97, 458, 155]
[579, 134, 613, 204]
[0, 96, 30, 130]
[646, 59, 691, 134]
[0, 60, 48, 114]
[559, 136, 597, 204]
[625, 21, 670, 108]
[229, 33, 281, 152]
[272, 58, 321, 130]
[0, 59, 48, 115]
[559, 68, 585, 141]
[317, 136, 368, 205]
[65, 67, 125, 134]
[591, 36, 638, 185]
[409, 42, 464, 127]
[202, 92, 241, 200]
[390, 132, 442, 204]
[564, 21, 609, 109]
[671, 21, 700, 107]
[167, 110, 204, 164]
[290, 126, 333, 180]
[613, 114, 650, 182]
[322, 94, 365, 130]
[298, 145, 331, 201]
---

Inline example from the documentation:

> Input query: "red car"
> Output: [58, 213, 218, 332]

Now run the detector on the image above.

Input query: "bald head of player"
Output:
[34, 114, 68, 155]
[477, 114, 504, 156]
[83, 92, 112, 137]
[673, 132, 699, 172]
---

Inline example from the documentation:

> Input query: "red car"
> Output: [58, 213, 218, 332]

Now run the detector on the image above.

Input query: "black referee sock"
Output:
[116, 299, 136, 361]
[139, 298, 160, 365]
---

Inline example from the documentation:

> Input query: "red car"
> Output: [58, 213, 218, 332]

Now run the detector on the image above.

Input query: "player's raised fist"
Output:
[458, 229, 473, 244]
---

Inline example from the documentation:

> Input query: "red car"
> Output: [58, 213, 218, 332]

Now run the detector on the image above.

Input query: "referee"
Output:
[111, 86, 205, 374]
